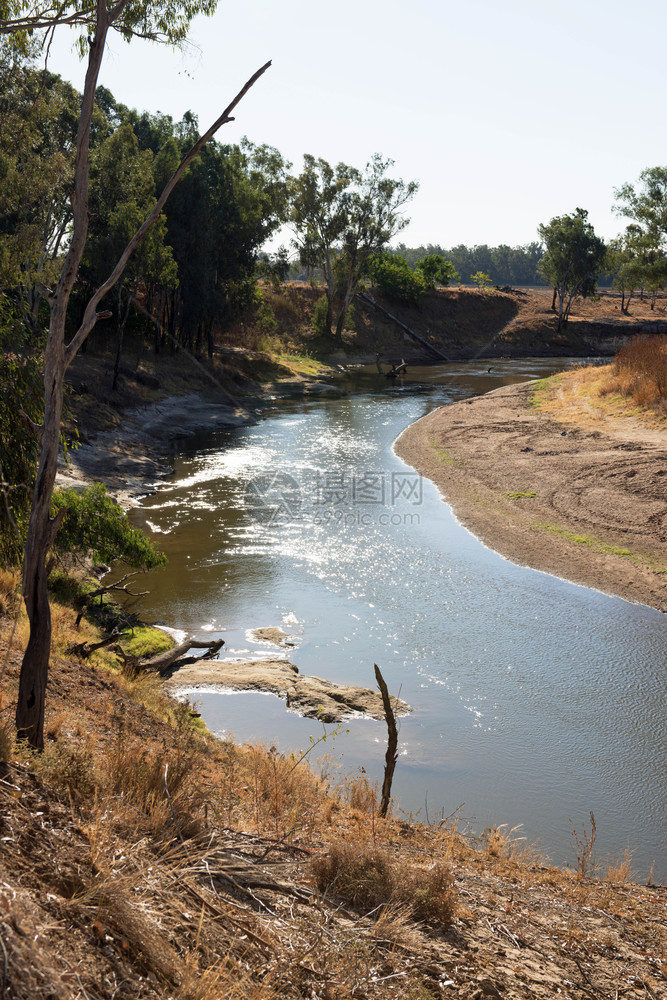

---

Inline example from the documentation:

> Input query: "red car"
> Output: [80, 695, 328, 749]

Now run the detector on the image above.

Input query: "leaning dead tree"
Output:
[67, 629, 223, 676]
[374, 663, 399, 818]
[119, 637, 225, 676]
[11, 0, 271, 748]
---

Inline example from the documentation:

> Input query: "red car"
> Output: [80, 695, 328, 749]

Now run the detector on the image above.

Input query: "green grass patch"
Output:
[532, 522, 633, 557]
[529, 374, 559, 409]
[274, 352, 331, 377]
[119, 625, 174, 659]
[504, 490, 537, 499]
[429, 435, 463, 467]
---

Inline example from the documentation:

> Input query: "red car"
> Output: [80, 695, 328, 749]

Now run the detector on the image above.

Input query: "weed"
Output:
[339, 770, 379, 814]
[570, 811, 597, 878]
[605, 846, 636, 884]
[504, 489, 537, 499]
[35, 735, 100, 803]
[483, 823, 527, 858]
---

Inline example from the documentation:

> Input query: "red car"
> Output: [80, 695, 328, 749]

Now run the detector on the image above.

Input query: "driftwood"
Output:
[139, 637, 225, 675]
[374, 663, 399, 819]
[67, 627, 130, 658]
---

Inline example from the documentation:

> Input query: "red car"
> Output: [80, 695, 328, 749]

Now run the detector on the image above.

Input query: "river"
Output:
[128, 358, 667, 881]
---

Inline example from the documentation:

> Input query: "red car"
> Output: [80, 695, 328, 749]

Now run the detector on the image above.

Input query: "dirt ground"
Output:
[395, 368, 667, 612]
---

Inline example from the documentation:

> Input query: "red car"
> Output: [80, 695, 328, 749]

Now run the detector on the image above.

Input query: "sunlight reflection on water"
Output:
[130, 359, 667, 878]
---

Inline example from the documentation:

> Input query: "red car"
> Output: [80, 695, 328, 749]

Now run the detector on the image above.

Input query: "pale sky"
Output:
[44, 0, 666, 251]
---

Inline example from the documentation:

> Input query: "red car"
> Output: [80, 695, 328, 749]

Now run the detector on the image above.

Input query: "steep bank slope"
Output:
[0, 598, 665, 999]
[395, 369, 667, 611]
[224, 283, 667, 364]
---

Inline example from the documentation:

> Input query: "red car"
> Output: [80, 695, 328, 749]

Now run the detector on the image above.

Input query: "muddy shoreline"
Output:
[56, 392, 255, 507]
[395, 381, 667, 612]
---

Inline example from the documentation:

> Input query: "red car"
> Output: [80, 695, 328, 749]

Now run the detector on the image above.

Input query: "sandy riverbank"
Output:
[395, 378, 667, 612]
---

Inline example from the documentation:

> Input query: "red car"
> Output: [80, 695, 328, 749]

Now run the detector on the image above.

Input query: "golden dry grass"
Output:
[532, 362, 667, 430]
[310, 837, 457, 927]
[600, 334, 667, 410]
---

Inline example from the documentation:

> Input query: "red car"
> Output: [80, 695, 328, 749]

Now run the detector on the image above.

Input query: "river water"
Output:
[129, 359, 666, 880]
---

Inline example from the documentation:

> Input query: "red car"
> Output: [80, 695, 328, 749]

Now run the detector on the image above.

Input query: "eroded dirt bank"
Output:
[395, 380, 667, 612]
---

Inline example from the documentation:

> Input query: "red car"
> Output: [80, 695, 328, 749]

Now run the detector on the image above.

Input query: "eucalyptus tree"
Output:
[1, 0, 271, 749]
[613, 168, 667, 309]
[0, 49, 85, 330]
[83, 122, 176, 387]
[154, 134, 289, 355]
[614, 167, 667, 245]
[537, 209, 606, 330]
[291, 154, 418, 340]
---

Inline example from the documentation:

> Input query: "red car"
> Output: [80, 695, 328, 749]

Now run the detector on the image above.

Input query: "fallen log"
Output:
[141, 637, 225, 674]
[67, 627, 130, 659]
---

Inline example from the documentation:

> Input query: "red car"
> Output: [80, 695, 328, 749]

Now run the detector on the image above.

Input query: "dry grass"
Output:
[310, 838, 457, 928]
[598, 334, 667, 410]
[0, 567, 20, 616]
[605, 847, 636, 885]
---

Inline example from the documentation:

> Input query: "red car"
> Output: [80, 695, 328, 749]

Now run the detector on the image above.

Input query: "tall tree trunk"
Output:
[16, 15, 108, 748]
[15, 40, 271, 749]
[112, 284, 133, 391]
[16, 307, 68, 746]
[551, 286, 557, 311]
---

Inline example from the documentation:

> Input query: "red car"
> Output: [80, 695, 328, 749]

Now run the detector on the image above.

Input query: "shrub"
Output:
[471, 270, 494, 291]
[313, 293, 330, 335]
[415, 254, 460, 288]
[370, 253, 426, 304]
[610, 335, 667, 407]
[311, 839, 456, 927]
[253, 286, 277, 332]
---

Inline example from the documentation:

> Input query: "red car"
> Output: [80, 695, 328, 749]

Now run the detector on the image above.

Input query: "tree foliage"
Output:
[291, 154, 417, 339]
[370, 252, 425, 304]
[0, 297, 42, 566]
[396, 242, 545, 286]
[414, 253, 460, 289]
[51, 483, 166, 569]
[612, 168, 667, 310]
[537, 209, 606, 330]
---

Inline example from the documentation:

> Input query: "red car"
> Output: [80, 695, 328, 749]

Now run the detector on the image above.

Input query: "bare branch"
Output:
[18, 410, 43, 442]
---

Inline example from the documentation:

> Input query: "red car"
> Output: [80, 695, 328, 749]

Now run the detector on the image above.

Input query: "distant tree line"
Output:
[394, 242, 547, 287]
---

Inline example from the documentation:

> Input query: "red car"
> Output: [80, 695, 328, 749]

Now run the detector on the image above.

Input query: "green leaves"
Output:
[51, 483, 166, 569]
[0, 297, 43, 566]
[370, 252, 425, 304]
[414, 253, 460, 289]
[1, 0, 218, 49]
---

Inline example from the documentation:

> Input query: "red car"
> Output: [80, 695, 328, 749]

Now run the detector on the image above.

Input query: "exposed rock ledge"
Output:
[162, 657, 411, 724]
